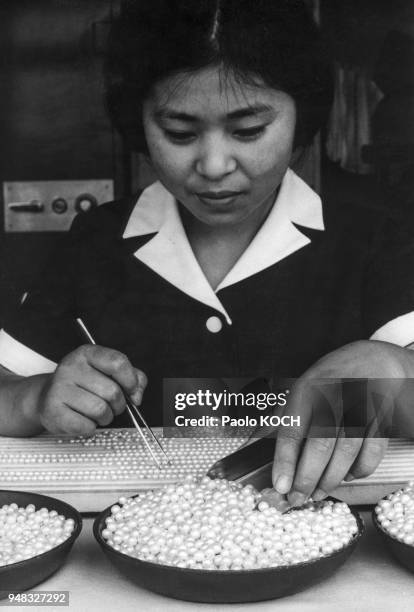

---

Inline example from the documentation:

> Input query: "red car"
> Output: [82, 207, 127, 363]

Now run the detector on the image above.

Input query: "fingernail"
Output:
[131, 392, 142, 406]
[274, 474, 291, 494]
[261, 489, 283, 503]
[260, 489, 289, 513]
[261, 488, 273, 496]
[277, 500, 291, 513]
[312, 488, 327, 501]
[344, 474, 355, 482]
[288, 491, 307, 507]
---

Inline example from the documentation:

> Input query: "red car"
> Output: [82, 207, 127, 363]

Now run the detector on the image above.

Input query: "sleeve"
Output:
[364, 209, 414, 347]
[0, 213, 91, 376]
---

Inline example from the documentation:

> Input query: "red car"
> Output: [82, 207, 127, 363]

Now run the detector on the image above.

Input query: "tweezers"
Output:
[76, 317, 171, 469]
[207, 437, 296, 511]
[207, 436, 275, 486]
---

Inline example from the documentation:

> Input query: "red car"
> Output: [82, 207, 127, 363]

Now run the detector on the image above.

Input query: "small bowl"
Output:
[372, 501, 414, 573]
[94, 499, 364, 603]
[0, 490, 82, 597]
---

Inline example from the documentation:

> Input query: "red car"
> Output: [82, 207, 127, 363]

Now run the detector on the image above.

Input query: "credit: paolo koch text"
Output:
[162, 377, 407, 438]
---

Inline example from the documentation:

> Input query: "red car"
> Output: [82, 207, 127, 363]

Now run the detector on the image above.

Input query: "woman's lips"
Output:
[195, 191, 244, 206]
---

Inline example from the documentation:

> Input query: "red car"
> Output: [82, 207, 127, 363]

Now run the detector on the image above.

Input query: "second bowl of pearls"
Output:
[373, 482, 414, 573]
[0, 490, 82, 597]
[94, 476, 363, 602]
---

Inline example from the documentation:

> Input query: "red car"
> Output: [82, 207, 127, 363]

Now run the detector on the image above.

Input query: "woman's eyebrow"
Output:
[154, 109, 196, 121]
[226, 104, 274, 119]
[154, 103, 274, 122]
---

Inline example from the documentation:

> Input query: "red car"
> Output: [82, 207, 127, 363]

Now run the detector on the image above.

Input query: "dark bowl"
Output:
[372, 503, 414, 573]
[0, 490, 82, 597]
[94, 499, 364, 603]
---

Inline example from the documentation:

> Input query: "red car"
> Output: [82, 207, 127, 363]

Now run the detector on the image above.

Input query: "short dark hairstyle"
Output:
[105, 0, 333, 152]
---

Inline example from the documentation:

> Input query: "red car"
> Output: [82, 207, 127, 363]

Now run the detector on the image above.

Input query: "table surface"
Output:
[8, 511, 414, 612]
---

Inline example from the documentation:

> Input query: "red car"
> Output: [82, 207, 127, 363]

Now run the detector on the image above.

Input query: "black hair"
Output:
[105, 0, 333, 152]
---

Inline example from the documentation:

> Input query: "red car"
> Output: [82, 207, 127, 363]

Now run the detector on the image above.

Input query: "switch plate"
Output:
[3, 179, 114, 232]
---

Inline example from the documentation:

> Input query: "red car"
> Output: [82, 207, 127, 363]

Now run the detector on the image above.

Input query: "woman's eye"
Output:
[163, 130, 196, 143]
[233, 126, 266, 140]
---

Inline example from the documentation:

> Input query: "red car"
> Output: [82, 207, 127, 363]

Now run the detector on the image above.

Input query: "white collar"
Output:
[123, 169, 324, 324]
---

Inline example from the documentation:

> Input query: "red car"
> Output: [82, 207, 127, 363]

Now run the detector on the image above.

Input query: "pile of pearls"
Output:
[375, 481, 414, 546]
[0, 503, 75, 567]
[102, 476, 358, 570]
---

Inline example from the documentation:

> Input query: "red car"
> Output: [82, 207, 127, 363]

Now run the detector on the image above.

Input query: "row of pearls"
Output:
[0, 504, 75, 567]
[0, 431, 243, 484]
[375, 482, 414, 546]
[102, 476, 358, 570]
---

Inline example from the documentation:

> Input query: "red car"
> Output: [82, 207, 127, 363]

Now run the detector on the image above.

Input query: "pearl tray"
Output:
[0, 429, 243, 511]
[1, 431, 413, 510]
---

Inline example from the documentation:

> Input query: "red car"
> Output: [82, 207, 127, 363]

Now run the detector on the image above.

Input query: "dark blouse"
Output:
[2, 177, 414, 425]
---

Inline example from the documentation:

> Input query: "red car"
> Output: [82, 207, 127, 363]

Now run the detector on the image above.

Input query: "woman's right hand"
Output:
[38, 345, 147, 435]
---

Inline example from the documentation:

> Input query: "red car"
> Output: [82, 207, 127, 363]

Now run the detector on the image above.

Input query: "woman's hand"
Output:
[38, 345, 147, 435]
[271, 340, 414, 506]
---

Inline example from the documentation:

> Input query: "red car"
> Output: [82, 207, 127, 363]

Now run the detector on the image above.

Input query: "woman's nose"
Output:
[195, 135, 237, 180]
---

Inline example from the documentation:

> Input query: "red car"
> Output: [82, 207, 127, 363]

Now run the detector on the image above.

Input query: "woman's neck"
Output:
[179, 192, 276, 290]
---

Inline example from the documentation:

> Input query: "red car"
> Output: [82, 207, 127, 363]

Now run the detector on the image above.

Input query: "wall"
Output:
[0, 0, 123, 324]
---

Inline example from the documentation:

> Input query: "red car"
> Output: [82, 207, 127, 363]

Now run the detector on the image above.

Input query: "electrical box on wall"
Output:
[3, 179, 114, 232]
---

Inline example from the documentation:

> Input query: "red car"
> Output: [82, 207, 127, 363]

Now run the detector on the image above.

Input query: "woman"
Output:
[1, 0, 413, 506]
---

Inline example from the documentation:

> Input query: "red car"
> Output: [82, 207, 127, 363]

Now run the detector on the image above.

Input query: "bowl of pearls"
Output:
[0, 490, 82, 596]
[94, 476, 363, 602]
[373, 482, 414, 573]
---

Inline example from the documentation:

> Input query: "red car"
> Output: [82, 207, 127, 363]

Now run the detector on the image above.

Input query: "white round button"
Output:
[206, 316, 223, 333]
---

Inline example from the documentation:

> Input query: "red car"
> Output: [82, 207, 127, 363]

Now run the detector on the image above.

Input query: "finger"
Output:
[41, 403, 96, 436]
[288, 437, 336, 506]
[346, 437, 388, 480]
[82, 346, 142, 400]
[312, 435, 363, 500]
[259, 488, 290, 513]
[46, 383, 114, 426]
[58, 406, 97, 436]
[272, 429, 304, 495]
[134, 369, 148, 406]
[272, 381, 313, 495]
[69, 386, 115, 426]
[74, 369, 126, 416]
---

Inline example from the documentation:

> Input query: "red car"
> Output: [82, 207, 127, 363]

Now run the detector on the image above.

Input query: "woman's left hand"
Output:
[271, 340, 413, 506]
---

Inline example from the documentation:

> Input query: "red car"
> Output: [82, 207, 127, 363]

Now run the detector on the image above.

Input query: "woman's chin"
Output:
[192, 209, 248, 228]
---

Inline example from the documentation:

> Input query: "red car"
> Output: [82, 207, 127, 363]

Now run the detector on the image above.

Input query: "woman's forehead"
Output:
[147, 66, 293, 119]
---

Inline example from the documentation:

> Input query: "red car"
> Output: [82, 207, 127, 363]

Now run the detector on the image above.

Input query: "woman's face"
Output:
[143, 66, 296, 228]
